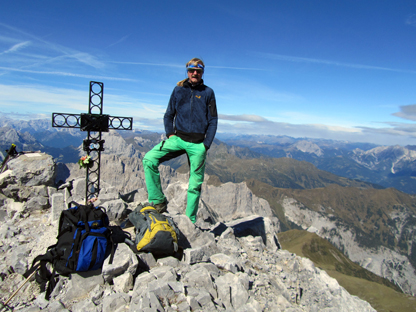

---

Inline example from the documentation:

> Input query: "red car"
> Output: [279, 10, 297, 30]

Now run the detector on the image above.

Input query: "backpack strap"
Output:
[67, 201, 81, 209]
[66, 226, 83, 271]
[145, 213, 154, 232]
[107, 226, 134, 262]
[94, 206, 109, 227]
[23, 250, 59, 300]
[78, 204, 91, 232]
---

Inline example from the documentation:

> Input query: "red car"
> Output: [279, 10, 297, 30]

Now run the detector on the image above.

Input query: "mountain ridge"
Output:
[244, 178, 416, 295]
[216, 133, 416, 194]
[1, 117, 415, 193]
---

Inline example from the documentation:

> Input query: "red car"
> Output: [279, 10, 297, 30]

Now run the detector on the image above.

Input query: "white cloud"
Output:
[70, 52, 106, 69]
[0, 66, 137, 81]
[217, 113, 416, 146]
[313, 124, 361, 133]
[106, 34, 131, 49]
[132, 117, 164, 131]
[139, 103, 166, 114]
[0, 22, 106, 70]
[392, 104, 416, 121]
[110, 61, 264, 72]
[219, 114, 268, 122]
[0, 84, 87, 113]
[255, 52, 416, 74]
[1, 41, 31, 55]
[357, 125, 416, 142]
[209, 65, 265, 71]
[0, 111, 49, 120]
[0, 84, 167, 123]
[110, 61, 183, 68]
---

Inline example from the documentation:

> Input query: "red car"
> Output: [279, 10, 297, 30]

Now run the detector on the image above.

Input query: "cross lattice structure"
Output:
[52, 81, 133, 203]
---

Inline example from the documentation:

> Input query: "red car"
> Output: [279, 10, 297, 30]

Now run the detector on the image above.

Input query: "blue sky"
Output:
[1, 0, 416, 146]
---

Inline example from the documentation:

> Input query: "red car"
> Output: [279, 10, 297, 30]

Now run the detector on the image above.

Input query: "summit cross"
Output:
[52, 81, 133, 203]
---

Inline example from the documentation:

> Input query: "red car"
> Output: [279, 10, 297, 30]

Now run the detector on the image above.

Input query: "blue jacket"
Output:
[164, 79, 218, 149]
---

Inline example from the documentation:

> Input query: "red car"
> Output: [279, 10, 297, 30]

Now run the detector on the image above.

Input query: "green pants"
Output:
[142, 136, 206, 223]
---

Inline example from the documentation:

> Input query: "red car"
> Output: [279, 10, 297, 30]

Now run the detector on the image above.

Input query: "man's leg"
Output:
[142, 137, 183, 205]
[185, 141, 207, 223]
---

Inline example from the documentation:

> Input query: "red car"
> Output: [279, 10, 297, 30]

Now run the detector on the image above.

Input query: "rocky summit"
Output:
[0, 153, 376, 311]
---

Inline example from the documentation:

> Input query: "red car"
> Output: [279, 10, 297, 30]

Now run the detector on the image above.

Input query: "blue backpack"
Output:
[25, 202, 126, 299]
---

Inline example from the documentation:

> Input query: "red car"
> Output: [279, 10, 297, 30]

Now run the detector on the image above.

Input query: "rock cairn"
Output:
[0, 153, 375, 311]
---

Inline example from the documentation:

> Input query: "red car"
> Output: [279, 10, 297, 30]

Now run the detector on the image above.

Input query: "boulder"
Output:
[6, 153, 56, 187]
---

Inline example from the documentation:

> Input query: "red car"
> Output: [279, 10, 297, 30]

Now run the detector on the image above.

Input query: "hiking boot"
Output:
[154, 200, 168, 213]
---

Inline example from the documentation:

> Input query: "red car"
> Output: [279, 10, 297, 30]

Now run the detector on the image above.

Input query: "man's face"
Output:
[187, 68, 203, 85]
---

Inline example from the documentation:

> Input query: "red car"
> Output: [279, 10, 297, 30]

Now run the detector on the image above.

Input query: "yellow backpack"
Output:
[128, 205, 179, 257]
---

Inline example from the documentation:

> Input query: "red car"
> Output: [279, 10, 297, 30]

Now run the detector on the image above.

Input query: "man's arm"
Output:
[164, 88, 177, 137]
[203, 91, 218, 149]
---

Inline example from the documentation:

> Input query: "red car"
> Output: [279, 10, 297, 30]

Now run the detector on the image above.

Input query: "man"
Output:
[142, 58, 218, 223]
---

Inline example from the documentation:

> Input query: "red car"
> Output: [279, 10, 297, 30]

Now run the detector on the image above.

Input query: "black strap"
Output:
[67, 201, 81, 209]
[24, 250, 59, 300]
[44, 267, 58, 300]
[107, 226, 132, 264]
[108, 226, 131, 244]
[56, 225, 72, 240]
[159, 140, 166, 151]
[88, 239, 99, 271]
[67, 201, 92, 232]
[109, 240, 116, 264]
[67, 228, 83, 270]
[79, 205, 90, 232]
[23, 261, 40, 279]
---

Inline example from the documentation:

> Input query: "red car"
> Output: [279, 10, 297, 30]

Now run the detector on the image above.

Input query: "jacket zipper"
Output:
[190, 89, 193, 141]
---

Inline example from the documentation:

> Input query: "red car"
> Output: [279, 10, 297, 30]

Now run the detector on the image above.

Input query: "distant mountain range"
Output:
[215, 133, 416, 194]
[1, 117, 416, 194]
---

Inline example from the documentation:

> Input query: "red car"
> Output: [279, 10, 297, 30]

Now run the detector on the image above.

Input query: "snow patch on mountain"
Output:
[352, 145, 416, 173]
[293, 140, 324, 157]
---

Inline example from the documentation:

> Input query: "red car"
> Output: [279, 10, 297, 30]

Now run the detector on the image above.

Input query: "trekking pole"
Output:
[0, 266, 38, 310]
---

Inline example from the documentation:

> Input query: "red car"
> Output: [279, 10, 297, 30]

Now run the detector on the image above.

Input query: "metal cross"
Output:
[52, 81, 133, 203]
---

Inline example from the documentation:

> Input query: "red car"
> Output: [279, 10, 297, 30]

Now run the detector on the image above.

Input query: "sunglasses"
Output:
[187, 63, 204, 73]
[187, 68, 203, 73]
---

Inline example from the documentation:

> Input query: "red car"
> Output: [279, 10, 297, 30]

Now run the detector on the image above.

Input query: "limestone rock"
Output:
[113, 271, 133, 293]
[6, 153, 56, 187]
[100, 199, 127, 222]
[102, 243, 138, 283]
